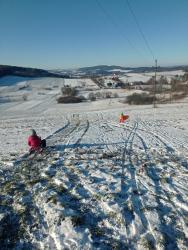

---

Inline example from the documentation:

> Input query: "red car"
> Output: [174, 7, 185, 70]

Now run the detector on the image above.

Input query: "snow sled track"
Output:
[132, 130, 188, 238]
[0, 118, 90, 249]
[95, 121, 156, 246]
[47, 117, 80, 146]
[125, 126, 188, 248]
[119, 122, 158, 248]
[74, 120, 89, 146]
[100, 121, 188, 248]
[1, 113, 188, 249]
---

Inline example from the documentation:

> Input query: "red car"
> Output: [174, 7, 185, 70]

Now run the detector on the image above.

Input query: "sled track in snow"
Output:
[120, 122, 158, 248]
[47, 117, 80, 146]
[96, 121, 157, 246]
[100, 121, 188, 248]
[140, 120, 188, 153]
[74, 120, 90, 146]
[127, 126, 188, 248]
[46, 117, 89, 147]
[0, 118, 90, 249]
[114, 121, 187, 246]
[1, 115, 188, 249]
[125, 122, 188, 172]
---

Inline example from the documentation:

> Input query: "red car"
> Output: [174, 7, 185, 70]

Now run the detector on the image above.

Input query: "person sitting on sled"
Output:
[119, 112, 129, 123]
[28, 129, 46, 154]
[119, 112, 125, 123]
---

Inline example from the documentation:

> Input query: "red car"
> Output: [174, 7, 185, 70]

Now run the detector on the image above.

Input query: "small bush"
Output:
[57, 96, 83, 103]
[61, 86, 77, 96]
[171, 80, 188, 92]
[113, 93, 119, 98]
[88, 92, 96, 101]
[182, 73, 188, 81]
[127, 93, 155, 105]
[81, 82, 86, 87]
[104, 91, 112, 98]
[22, 94, 28, 101]
[78, 95, 86, 101]
[146, 77, 154, 85]
[44, 87, 53, 91]
[172, 92, 187, 100]
[107, 82, 113, 87]
[91, 77, 104, 88]
[18, 84, 29, 90]
[95, 92, 102, 98]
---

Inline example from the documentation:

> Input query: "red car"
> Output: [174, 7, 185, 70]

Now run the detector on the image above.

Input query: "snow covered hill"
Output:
[0, 76, 188, 249]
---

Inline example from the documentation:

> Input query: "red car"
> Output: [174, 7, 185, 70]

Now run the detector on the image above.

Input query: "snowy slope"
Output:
[119, 70, 184, 83]
[0, 76, 188, 249]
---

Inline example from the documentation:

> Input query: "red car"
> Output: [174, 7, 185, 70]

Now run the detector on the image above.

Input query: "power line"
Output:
[124, 0, 158, 108]
[153, 59, 157, 108]
[95, 0, 150, 63]
[125, 0, 155, 61]
[95, 0, 158, 109]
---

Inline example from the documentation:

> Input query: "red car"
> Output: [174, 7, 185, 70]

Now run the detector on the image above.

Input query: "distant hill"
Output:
[0, 65, 70, 78]
[77, 65, 188, 75]
[2, 64, 187, 79]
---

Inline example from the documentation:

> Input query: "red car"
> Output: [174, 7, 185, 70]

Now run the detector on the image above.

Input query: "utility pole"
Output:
[169, 79, 172, 103]
[153, 59, 157, 108]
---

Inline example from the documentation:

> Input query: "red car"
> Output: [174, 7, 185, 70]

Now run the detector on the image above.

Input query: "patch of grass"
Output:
[101, 152, 118, 159]
[157, 235, 165, 248]
[160, 176, 168, 185]
[108, 211, 116, 218]
[0, 210, 28, 249]
[0, 198, 12, 206]
[90, 226, 104, 237]
[16, 206, 26, 215]
[2, 181, 15, 194]
[57, 96, 84, 103]
[46, 195, 58, 205]
[141, 206, 157, 212]
[28, 178, 42, 186]
[93, 193, 103, 201]
[56, 184, 68, 194]
[110, 240, 128, 250]
[43, 87, 53, 90]
[71, 215, 85, 227]
[126, 93, 155, 105]
[140, 237, 155, 250]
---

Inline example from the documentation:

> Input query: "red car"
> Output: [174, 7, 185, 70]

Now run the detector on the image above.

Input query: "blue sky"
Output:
[0, 0, 188, 69]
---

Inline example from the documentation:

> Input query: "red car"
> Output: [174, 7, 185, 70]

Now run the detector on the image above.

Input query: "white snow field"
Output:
[0, 76, 188, 249]
[119, 70, 184, 83]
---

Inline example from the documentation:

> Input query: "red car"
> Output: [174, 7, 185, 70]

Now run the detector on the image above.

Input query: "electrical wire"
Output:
[125, 0, 155, 61]
[124, 0, 158, 110]
[95, 0, 151, 63]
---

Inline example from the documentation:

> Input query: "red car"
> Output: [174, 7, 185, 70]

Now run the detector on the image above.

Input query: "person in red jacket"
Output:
[119, 112, 129, 123]
[28, 129, 46, 154]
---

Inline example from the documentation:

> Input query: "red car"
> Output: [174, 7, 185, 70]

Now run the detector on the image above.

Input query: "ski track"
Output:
[0, 113, 188, 249]
[110, 120, 188, 248]
[109, 121, 159, 248]
[97, 118, 188, 248]
[87, 119, 158, 248]
[129, 126, 188, 248]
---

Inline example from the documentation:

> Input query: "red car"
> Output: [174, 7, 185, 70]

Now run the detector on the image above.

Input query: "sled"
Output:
[119, 115, 129, 123]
